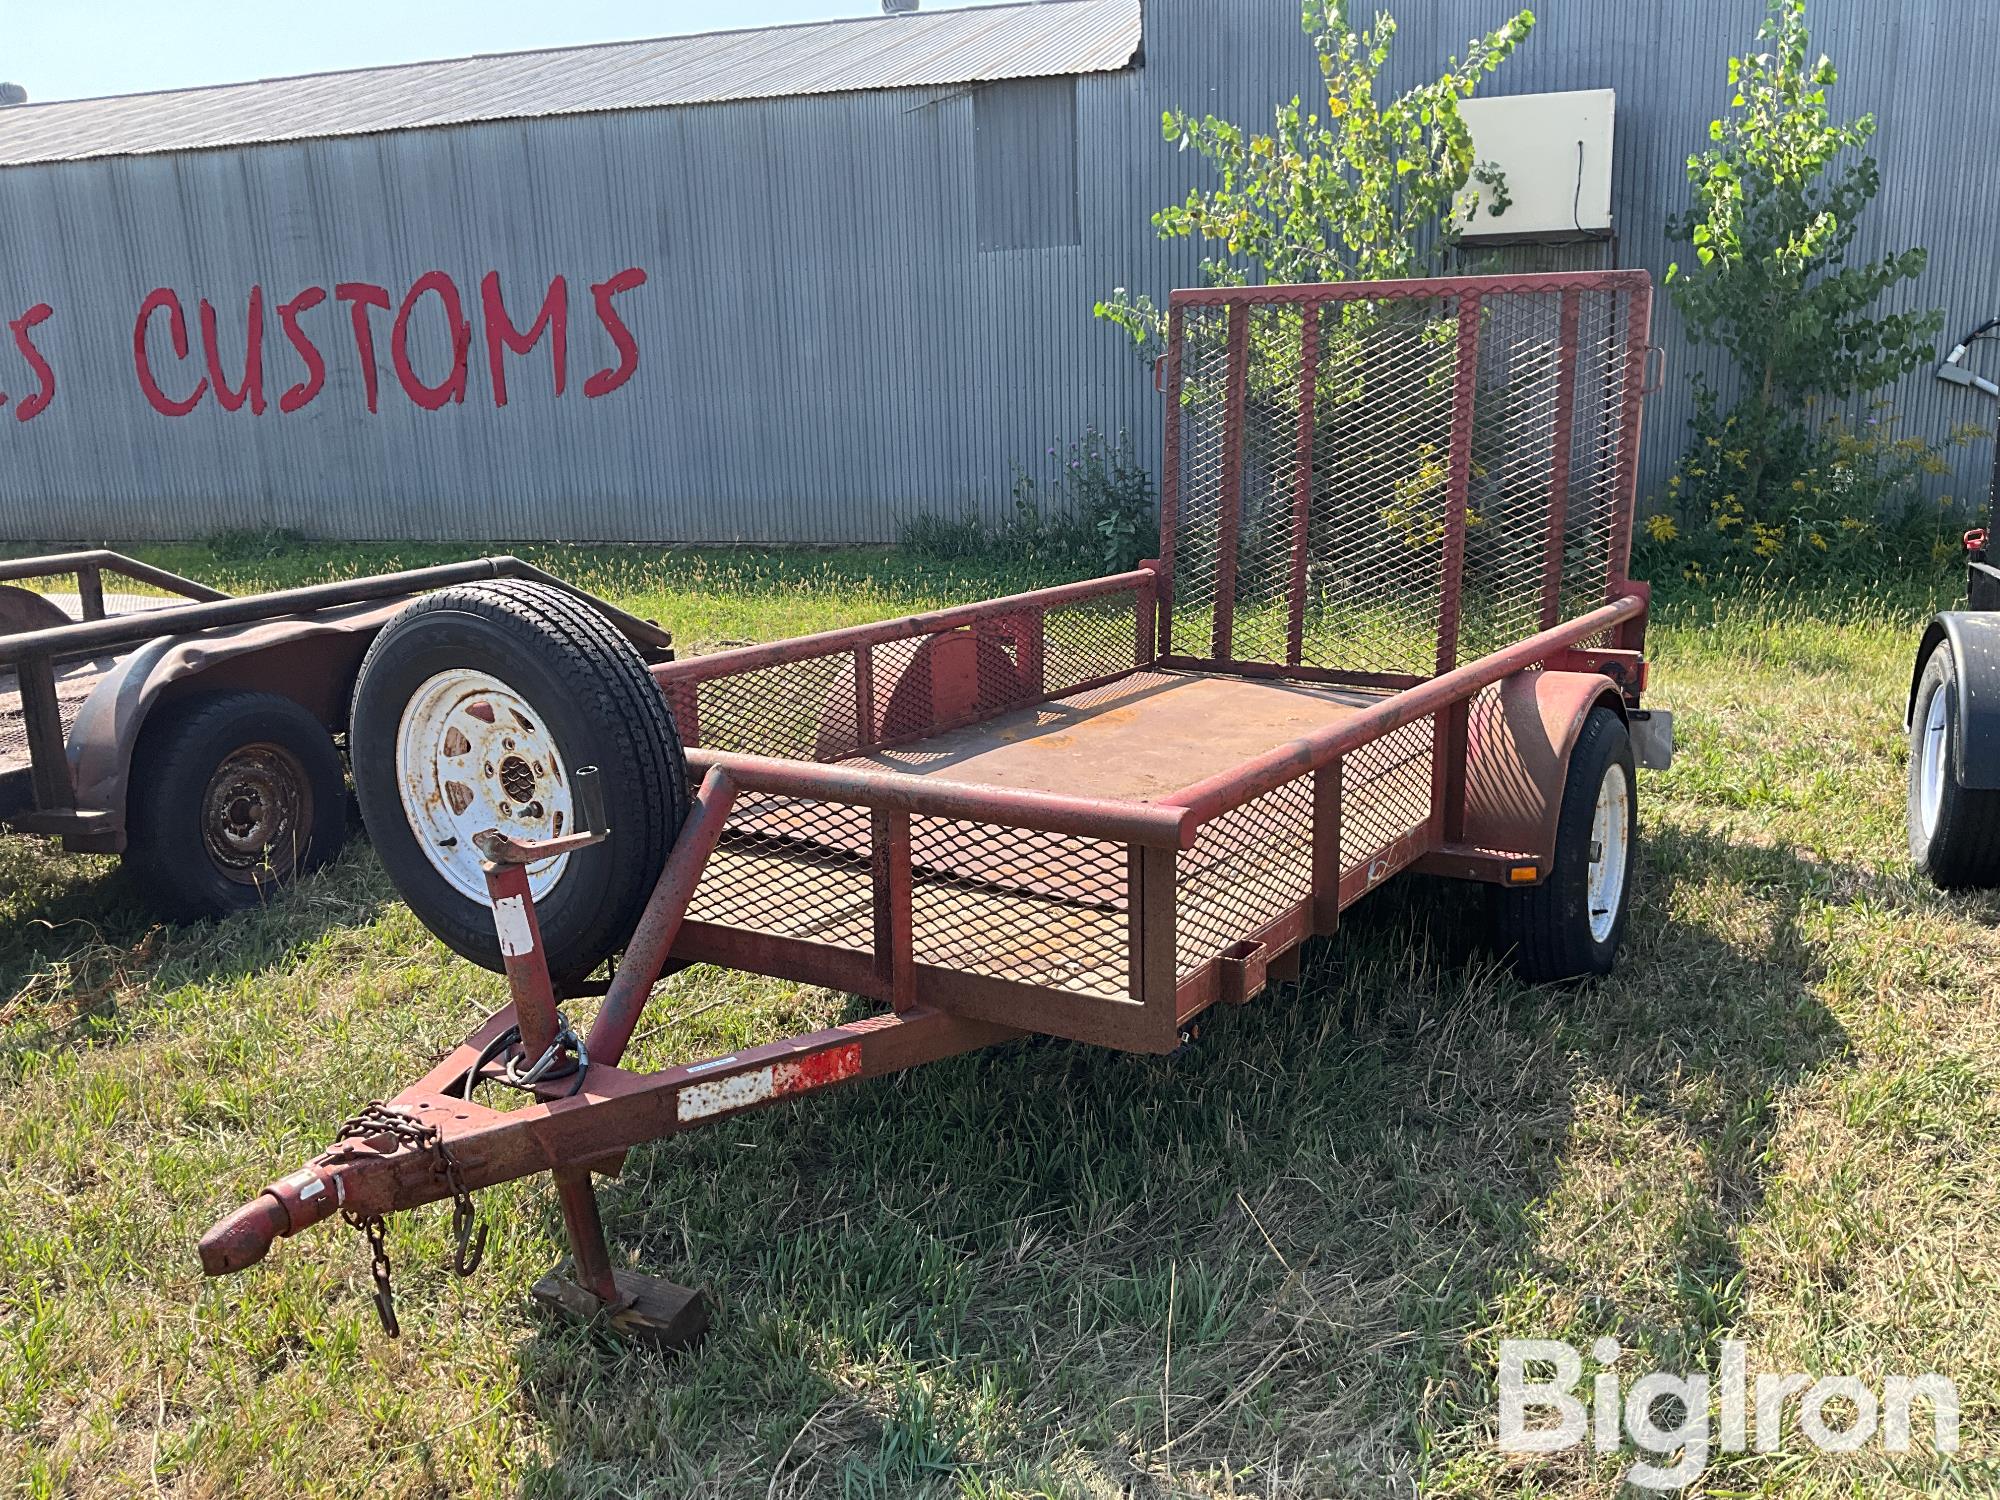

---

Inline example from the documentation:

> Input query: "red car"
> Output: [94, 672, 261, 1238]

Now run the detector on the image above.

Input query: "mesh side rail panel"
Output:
[684, 793, 876, 949]
[682, 797, 1134, 1001]
[0, 657, 112, 778]
[1163, 273, 1648, 678]
[910, 818, 1130, 997]
[686, 797, 1131, 990]
[1176, 778, 1313, 977]
[663, 581, 1150, 763]
[714, 798, 1127, 911]
[1170, 717, 1437, 979]
[1339, 718, 1436, 873]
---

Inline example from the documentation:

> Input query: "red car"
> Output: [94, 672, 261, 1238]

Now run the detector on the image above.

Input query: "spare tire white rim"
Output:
[1588, 760, 1631, 944]
[394, 668, 575, 903]
[1919, 682, 1949, 841]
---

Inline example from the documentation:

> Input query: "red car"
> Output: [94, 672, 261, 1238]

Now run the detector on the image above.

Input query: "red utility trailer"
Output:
[199, 271, 1671, 1345]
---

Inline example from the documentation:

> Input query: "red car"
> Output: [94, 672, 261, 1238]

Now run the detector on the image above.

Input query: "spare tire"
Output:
[349, 580, 687, 982]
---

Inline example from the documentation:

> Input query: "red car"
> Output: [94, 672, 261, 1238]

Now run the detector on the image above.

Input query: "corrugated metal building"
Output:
[0, 0, 1992, 543]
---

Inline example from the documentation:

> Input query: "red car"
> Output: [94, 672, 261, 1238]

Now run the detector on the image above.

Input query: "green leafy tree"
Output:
[1665, 0, 1941, 532]
[1096, 1, 1534, 351]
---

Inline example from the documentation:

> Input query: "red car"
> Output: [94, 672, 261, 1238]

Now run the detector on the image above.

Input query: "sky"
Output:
[3, 1, 1009, 104]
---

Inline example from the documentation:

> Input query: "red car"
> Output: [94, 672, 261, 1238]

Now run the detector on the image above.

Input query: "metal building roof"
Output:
[0, 0, 1142, 168]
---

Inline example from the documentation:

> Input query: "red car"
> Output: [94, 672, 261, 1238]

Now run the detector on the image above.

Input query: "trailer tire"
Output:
[124, 690, 348, 921]
[1908, 641, 2000, 889]
[349, 580, 687, 983]
[1494, 706, 1635, 982]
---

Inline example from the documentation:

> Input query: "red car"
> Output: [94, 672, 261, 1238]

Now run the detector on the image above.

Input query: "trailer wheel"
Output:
[1908, 641, 2000, 889]
[124, 690, 348, 920]
[1494, 706, 1635, 982]
[349, 580, 687, 982]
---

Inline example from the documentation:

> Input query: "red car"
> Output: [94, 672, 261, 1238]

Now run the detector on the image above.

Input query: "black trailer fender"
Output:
[61, 600, 405, 851]
[1907, 612, 2000, 790]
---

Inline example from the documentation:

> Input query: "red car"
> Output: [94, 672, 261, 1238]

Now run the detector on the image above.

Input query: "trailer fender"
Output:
[64, 601, 405, 851]
[812, 622, 1033, 758]
[1458, 669, 1627, 872]
[1907, 613, 2000, 791]
[0, 585, 72, 635]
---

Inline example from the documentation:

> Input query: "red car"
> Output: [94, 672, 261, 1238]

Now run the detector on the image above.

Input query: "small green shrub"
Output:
[1663, 0, 1942, 531]
[1636, 399, 1985, 582]
[197, 527, 318, 561]
[900, 427, 1157, 575]
[895, 510, 996, 564]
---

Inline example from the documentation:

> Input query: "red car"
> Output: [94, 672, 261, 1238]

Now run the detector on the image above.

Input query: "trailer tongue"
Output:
[199, 270, 1668, 1346]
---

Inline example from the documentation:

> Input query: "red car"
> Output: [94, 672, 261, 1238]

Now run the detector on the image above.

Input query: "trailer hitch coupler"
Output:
[198, 1166, 341, 1275]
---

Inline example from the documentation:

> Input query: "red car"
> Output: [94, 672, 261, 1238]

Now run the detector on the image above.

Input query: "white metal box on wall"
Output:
[1457, 88, 1615, 240]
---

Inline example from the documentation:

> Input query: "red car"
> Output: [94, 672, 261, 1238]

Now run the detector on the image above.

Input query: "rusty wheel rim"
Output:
[201, 742, 311, 886]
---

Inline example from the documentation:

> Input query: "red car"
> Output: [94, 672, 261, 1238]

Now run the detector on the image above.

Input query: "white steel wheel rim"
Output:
[394, 668, 575, 904]
[1587, 760, 1631, 945]
[1919, 684, 1949, 841]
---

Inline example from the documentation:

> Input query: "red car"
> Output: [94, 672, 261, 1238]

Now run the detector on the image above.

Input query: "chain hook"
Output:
[345, 1211, 400, 1337]
[439, 1149, 487, 1277]
[331, 1100, 486, 1333]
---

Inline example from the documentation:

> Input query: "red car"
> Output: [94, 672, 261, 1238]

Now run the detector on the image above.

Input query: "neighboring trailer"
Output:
[1906, 397, 2000, 888]
[198, 272, 1673, 1347]
[0, 551, 672, 917]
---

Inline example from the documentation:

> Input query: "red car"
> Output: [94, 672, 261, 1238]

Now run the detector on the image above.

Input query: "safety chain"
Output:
[352, 1211, 398, 1336]
[333, 1100, 487, 1337]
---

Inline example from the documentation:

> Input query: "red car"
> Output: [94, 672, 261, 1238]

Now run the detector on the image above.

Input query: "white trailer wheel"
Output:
[1918, 681, 1949, 843]
[1906, 640, 2000, 889]
[1587, 759, 1632, 945]
[394, 668, 575, 903]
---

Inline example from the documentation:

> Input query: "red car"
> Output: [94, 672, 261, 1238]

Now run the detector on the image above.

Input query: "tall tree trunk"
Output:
[1741, 359, 1776, 515]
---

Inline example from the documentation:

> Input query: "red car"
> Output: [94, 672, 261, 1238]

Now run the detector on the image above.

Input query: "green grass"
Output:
[4, 540, 1998, 1496]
